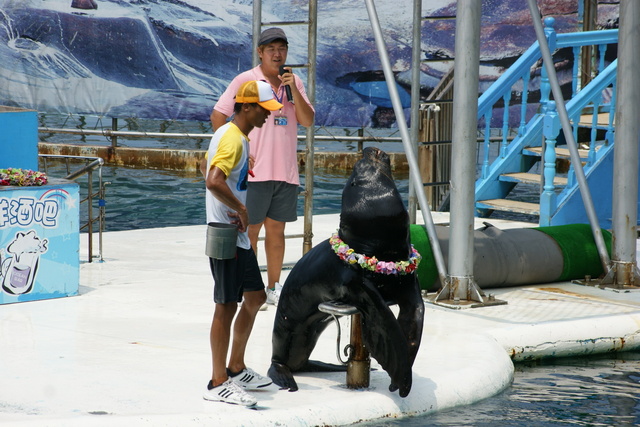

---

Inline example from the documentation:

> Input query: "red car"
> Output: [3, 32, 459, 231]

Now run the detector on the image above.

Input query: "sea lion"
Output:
[268, 147, 424, 398]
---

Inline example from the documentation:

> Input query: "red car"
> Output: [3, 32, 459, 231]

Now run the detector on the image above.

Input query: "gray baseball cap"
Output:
[258, 27, 288, 46]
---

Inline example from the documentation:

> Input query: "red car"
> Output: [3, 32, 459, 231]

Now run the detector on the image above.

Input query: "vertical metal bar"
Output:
[447, 0, 482, 300]
[98, 166, 105, 262]
[610, 0, 640, 283]
[571, 46, 580, 94]
[252, 0, 261, 67]
[111, 118, 117, 148]
[346, 313, 370, 389]
[606, 78, 616, 144]
[526, 0, 611, 273]
[303, 0, 318, 254]
[364, 0, 448, 285]
[500, 91, 511, 158]
[580, 0, 597, 87]
[598, 44, 606, 73]
[519, 70, 530, 136]
[87, 169, 94, 262]
[482, 110, 492, 178]
[589, 93, 601, 165]
[408, 0, 422, 224]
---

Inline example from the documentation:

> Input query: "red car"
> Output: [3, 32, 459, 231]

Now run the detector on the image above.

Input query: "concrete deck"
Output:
[2, 213, 640, 426]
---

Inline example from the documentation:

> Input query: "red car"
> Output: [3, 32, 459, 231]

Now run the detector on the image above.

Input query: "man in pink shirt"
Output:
[211, 28, 315, 306]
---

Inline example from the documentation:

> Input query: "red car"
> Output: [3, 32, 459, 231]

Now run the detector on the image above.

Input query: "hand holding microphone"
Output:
[279, 65, 293, 102]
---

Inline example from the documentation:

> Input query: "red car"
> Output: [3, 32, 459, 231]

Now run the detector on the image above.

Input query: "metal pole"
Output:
[39, 126, 400, 144]
[408, 0, 422, 224]
[98, 166, 106, 262]
[604, 0, 640, 287]
[111, 118, 117, 148]
[364, 0, 448, 286]
[252, 1, 261, 67]
[346, 313, 370, 389]
[445, 1, 482, 301]
[303, 0, 318, 254]
[87, 170, 94, 262]
[526, 0, 611, 273]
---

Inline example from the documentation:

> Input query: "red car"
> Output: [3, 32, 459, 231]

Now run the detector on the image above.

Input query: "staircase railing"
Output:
[539, 60, 617, 225]
[475, 18, 618, 221]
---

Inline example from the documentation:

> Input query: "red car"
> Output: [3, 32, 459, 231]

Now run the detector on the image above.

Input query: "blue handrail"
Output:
[474, 18, 619, 225]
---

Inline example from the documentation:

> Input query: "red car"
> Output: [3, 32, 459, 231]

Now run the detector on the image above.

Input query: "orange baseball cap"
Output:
[236, 80, 283, 111]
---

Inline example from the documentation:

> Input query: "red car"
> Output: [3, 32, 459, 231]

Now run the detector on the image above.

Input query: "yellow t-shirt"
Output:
[205, 122, 251, 249]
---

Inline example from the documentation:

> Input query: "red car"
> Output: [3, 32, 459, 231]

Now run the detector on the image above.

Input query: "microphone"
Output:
[279, 65, 293, 102]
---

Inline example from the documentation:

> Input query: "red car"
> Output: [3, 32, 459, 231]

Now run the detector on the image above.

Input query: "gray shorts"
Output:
[247, 181, 298, 224]
[209, 247, 264, 303]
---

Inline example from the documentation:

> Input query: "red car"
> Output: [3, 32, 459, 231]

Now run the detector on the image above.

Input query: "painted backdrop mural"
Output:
[0, 0, 620, 128]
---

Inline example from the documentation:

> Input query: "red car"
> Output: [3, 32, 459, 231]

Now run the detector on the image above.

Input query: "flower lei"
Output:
[329, 232, 421, 275]
[0, 168, 48, 187]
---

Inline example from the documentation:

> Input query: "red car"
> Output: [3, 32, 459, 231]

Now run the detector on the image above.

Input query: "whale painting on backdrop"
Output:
[0, 0, 619, 127]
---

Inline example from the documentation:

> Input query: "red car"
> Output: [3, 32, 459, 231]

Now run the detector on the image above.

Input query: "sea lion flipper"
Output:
[354, 282, 413, 397]
[395, 275, 425, 366]
[268, 362, 299, 392]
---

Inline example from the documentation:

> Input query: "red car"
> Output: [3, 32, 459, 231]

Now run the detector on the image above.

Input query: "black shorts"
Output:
[209, 247, 264, 303]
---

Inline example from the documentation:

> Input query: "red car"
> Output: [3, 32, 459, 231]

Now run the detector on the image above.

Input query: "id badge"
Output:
[274, 116, 288, 126]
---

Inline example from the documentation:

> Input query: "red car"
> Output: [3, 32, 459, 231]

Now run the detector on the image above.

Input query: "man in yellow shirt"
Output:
[201, 80, 282, 406]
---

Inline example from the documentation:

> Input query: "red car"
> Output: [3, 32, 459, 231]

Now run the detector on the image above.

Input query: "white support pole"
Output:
[408, 0, 422, 224]
[442, 1, 484, 302]
[251, 1, 261, 67]
[601, 0, 640, 288]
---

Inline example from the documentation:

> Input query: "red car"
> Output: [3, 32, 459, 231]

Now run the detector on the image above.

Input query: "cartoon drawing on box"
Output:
[0, 230, 48, 295]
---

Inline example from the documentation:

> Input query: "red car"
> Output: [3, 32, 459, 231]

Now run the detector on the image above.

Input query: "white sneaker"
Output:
[203, 378, 257, 406]
[228, 367, 272, 390]
[266, 282, 282, 305]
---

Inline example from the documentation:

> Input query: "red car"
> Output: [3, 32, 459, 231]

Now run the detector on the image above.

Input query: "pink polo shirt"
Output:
[213, 66, 314, 186]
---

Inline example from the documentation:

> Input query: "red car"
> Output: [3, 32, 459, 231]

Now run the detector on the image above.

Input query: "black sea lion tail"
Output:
[268, 362, 299, 392]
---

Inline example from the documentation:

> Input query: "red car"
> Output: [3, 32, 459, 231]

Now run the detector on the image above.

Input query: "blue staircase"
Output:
[474, 18, 620, 229]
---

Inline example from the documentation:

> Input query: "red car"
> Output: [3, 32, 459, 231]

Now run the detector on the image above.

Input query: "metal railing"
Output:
[38, 154, 107, 262]
[38, 124, 403, 148]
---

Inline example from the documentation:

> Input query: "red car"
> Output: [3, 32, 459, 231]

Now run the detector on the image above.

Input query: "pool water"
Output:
[357, 352, 640, 426]
[56, 165, 409, 232]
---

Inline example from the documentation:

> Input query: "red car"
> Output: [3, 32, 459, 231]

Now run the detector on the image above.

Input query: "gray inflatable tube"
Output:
[410, 222, 612, 291]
